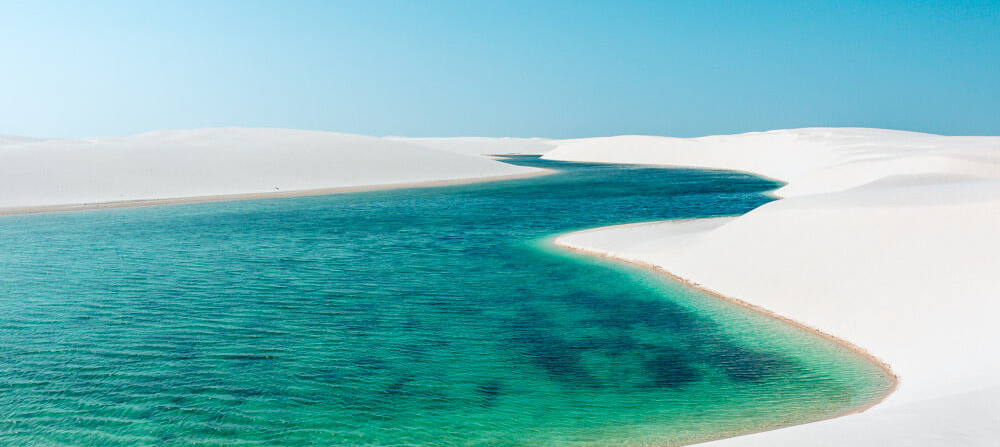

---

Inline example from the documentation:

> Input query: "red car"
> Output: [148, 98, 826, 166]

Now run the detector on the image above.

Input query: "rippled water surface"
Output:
[0, 157, 892, 446]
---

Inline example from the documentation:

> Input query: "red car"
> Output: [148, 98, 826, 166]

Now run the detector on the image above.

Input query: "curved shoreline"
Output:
[552, 220, 899, 444]
[0, 169, 554, 217]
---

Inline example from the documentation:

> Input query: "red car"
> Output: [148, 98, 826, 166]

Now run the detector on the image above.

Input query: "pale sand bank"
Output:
[0, 169, 551, 217]
[0, 128, 547, 214]
[546, 128, 1000, 446]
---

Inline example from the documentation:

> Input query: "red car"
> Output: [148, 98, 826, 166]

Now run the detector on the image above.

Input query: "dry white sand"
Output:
[387, 136, 556, 155]
[547, 128, 1000, 446]
[0, 128, 544, 213]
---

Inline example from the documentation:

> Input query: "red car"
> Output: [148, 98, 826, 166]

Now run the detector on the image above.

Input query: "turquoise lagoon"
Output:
[0, 157, 892, 446]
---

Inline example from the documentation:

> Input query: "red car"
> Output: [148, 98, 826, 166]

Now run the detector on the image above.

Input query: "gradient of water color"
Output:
[0, 157, 892, 446]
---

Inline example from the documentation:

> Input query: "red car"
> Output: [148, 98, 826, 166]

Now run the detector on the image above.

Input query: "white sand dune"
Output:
[547, 128, 1000, 446]
[0, 128, 543, 212]
[0, 135, 45, 147]
[548, 128, 1000, 197]
[387, 136, 556, 155]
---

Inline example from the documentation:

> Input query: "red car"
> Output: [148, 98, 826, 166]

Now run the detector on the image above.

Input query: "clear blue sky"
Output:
[1, 0, 998, 138]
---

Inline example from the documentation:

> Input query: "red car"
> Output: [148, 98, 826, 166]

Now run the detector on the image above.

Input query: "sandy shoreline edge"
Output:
[0, 169, 553, 217]
[552, 220, 899, 443]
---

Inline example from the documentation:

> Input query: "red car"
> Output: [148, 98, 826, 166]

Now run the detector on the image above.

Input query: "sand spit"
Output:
[545, 128, 1000, 446]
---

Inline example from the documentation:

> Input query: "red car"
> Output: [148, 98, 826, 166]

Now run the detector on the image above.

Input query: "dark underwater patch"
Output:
[475, 380, 504, 406]
[643, 348, 702, 388]
[709, 345, 796, 383]
[383, 376, 415, 397]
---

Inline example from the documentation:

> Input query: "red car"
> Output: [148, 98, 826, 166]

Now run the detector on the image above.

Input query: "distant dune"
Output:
[0, 135, 46, 147]
[387, 136, 556, 155]
[547, 128, 1000, 446]
[0, 128, 543, 212]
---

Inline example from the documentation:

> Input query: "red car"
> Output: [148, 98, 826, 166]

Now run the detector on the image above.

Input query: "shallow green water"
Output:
[0, 157, 891, 446]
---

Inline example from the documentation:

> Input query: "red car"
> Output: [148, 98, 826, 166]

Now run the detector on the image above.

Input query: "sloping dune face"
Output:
[547, 128, 1000, 446]
[545, 128, 1000, 196]
[0, 128, 540, 210]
